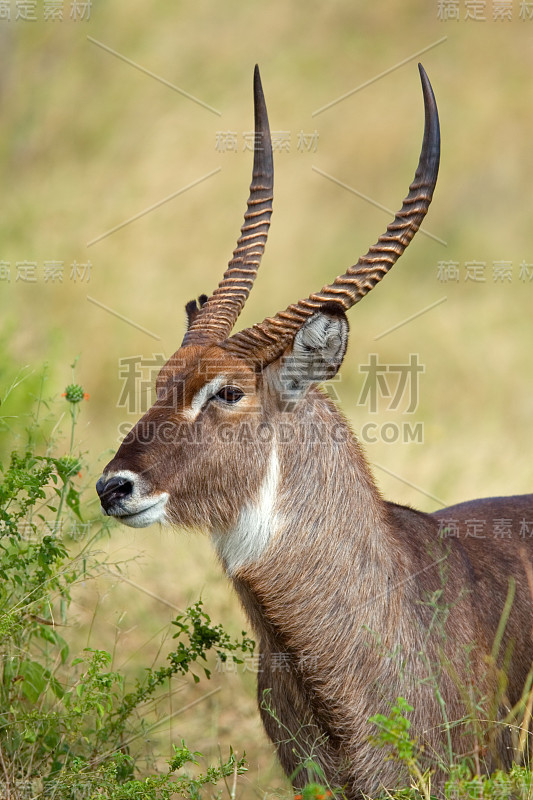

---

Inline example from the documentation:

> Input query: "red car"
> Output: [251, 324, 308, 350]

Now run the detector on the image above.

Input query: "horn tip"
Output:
[417, 63, 433, 98]
[417, 63, 437, 107]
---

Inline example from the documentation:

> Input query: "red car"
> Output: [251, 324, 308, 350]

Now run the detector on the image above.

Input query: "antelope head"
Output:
[96, 65, 440, 560]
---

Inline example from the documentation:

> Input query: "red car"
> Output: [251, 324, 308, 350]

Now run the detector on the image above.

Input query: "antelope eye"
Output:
[215, 385, 244, 404]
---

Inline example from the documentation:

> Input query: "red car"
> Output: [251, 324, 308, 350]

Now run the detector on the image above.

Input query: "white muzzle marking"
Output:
[100, 469, 169, 528]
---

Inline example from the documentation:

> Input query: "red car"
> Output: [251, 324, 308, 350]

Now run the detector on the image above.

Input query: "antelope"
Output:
[96, 66, 533, 797]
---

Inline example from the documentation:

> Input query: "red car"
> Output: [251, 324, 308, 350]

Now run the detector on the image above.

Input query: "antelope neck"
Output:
[212, 396, 393, 587]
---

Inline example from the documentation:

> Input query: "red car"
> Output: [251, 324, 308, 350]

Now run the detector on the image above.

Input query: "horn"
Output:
[222, 63, 440, 366]
[182, 65, 274, 347]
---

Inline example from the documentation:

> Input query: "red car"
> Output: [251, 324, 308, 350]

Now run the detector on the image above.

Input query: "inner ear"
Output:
[275, 307, 349, 399]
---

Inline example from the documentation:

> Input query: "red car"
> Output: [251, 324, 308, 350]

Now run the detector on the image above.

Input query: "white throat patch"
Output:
[211, 444, 280, 575]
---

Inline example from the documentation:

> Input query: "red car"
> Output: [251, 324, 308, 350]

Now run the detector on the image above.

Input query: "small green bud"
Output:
[63, 384, 87, 403]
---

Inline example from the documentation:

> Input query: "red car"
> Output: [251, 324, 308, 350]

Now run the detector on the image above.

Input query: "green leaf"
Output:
[49, 674, 64, 699]
[19, 660, 50, 703]
[66, 486, 83, 521]
[37, 626, 70, 663]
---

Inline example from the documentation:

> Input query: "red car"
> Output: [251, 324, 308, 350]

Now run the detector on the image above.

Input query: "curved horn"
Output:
[182, 65, 274, 347]
[222, 63, 440, 365]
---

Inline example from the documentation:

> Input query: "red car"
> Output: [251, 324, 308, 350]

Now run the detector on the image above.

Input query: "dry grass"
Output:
[2, 2, 533, 796]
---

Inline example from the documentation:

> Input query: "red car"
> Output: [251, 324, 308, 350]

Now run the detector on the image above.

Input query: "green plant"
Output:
[368, 696, 533, 800]
[444, 762, 533, 800]
[369, 697, 432, 800]
[293, 783, 334, 800]
[0, 372, 254, 799]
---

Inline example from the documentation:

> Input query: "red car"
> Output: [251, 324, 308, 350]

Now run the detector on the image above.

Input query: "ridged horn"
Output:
[182, 65, 274, 347]
[222, 63, 440, 366]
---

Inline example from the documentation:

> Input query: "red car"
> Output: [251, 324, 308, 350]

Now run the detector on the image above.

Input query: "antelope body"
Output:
[97, 66, 533, 797]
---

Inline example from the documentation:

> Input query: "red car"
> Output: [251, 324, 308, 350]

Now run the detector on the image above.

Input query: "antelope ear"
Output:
[274, 306, 349, 399]
[185, 294, 209, 329]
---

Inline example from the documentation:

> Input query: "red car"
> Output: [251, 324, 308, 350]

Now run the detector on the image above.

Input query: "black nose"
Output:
[96, 475, 134, 512]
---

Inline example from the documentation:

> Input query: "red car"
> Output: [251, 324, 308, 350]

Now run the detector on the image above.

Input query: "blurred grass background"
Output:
[1, 1, 533, 795]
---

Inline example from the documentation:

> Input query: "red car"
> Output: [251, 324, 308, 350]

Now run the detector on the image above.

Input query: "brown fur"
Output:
[96, 66, 532, 798]
[102, 364, 533, 798]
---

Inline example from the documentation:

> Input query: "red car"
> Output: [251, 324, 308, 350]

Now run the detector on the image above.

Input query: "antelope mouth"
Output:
[96, 470, 169, 528]
[107, 495, 169, 529]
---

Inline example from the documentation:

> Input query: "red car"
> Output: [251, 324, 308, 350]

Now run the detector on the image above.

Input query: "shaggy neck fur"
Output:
[217, 394, 467, 796]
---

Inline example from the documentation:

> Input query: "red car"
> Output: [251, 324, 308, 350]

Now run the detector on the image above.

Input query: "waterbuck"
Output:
[97, 65, 533, 797]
